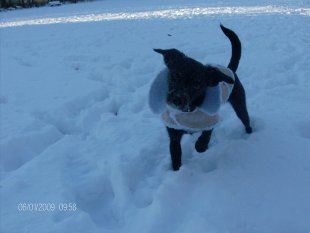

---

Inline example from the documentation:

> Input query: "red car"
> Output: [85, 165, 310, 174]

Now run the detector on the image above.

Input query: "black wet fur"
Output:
[156, 25, 252, 171]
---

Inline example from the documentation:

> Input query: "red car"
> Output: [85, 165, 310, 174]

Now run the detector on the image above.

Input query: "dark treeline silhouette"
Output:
[1, 0, 90, 9]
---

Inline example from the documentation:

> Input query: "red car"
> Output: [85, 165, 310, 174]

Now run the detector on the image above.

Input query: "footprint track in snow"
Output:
[0, 87, 113, 172]
[61, 148, 125, 229]
[118, 146, 168, 209]
[0, 124, 63, 172]
[33, 88, 110, 134]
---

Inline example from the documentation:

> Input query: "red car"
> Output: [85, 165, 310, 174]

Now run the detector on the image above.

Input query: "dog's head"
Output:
[154, 48, 234, 112]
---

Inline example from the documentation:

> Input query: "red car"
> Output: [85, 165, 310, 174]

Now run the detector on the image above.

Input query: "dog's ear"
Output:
[153, 48, 186, 70]
[153, 48, 185, 59]
[205, 67, 234, 86]
[153, 48, 166, 55]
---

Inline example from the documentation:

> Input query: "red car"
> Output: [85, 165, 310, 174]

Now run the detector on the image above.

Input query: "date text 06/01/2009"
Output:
[17, 203, 77, 212]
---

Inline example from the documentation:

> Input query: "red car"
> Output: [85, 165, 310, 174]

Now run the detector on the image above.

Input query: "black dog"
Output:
[151, 25, 252, 171]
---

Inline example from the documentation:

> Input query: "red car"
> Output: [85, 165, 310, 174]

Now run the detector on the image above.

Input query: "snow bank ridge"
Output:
[1, 5, 309, 28]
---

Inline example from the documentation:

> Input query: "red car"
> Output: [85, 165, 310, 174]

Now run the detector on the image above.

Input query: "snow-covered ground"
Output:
[1, 0, 310, 232]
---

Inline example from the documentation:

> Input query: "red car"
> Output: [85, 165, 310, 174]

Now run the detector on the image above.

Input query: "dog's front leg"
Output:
[166, 127, 185, 171]
[195, 129, 213, 153]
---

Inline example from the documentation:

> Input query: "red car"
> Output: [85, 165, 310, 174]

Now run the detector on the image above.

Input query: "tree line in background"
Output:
[0, 0, 90, 9]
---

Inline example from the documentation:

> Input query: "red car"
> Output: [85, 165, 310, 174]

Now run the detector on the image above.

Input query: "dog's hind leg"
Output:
[166, 127, 185, 171]
[195, 129, 213, 153]
[229, 74, 252, 134]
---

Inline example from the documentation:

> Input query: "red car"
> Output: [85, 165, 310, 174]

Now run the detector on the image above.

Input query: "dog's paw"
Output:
[172, 163, 181, 171]
[245, 126, 253, 134]
[195, 141, 208, 153]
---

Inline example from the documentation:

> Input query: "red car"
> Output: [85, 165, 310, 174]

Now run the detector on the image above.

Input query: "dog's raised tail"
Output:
[220, 24, 241, 72]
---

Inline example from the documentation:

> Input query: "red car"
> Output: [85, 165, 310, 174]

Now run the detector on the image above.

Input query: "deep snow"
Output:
[1, 0, 310, 233]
